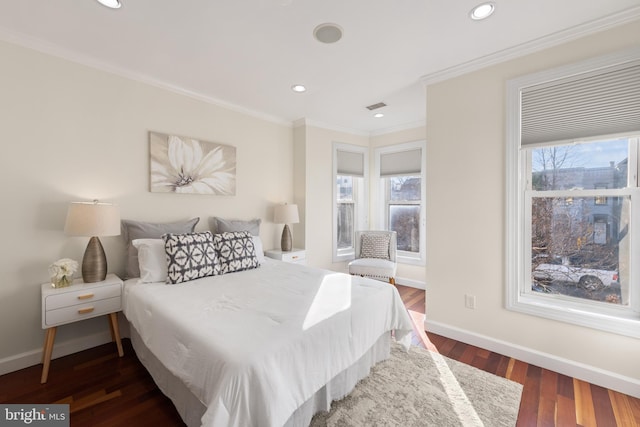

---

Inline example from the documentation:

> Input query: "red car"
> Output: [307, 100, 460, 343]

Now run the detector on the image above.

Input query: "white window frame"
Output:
[506, 49, 640, 338]
[374, 140, 426, 266]
[333, 142, 369, 262]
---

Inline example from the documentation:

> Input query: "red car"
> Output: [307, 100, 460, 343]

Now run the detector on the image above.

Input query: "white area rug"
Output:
[310, 343, 523, 427]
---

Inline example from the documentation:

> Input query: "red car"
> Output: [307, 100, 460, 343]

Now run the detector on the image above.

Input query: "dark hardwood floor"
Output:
[1, 285, 638, 426]
[397, 285, 640, 427]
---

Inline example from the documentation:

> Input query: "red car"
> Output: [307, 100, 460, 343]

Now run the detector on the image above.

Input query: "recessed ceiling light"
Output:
[374, 113, 384, 118]
[469, 2, 495, 20]
[313, 23, 343, 44]
[291, 84, 306, 93]
[96, 0, 122, 9]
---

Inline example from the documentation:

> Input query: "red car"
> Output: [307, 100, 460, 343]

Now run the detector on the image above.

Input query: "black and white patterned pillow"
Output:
[163, 231, 218, 284]
[213, 231, 259, 274]
[360, 233, 391, 260]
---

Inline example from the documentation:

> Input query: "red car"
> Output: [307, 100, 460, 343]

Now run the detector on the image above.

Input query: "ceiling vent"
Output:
[366, 102, 387, 111]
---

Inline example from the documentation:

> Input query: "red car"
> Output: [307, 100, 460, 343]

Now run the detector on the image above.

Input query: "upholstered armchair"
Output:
[348, 230, 397, 285]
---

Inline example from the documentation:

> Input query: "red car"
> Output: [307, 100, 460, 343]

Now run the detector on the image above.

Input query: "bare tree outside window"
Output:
[388, 176, 420, 253]
[337, 176, 355, 250]
[530, 140, 629, 305]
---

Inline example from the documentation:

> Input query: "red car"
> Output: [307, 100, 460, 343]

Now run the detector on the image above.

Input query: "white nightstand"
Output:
[40, 273, 124, 383]
[264, 248, 307, 265]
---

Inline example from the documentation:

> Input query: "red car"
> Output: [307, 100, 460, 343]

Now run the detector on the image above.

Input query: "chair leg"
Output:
[389, 277, 396, 286]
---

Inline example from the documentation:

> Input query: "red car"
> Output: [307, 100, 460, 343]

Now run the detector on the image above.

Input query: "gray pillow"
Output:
[212, 217, 261, 236]
[360, 233, 391, 260]
[122, 218, 199, 279]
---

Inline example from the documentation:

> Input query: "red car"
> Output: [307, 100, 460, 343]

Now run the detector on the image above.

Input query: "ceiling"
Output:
[1, 1, 639, 134]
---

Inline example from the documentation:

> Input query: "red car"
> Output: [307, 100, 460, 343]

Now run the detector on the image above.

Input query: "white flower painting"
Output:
[150, 132, 236, 195]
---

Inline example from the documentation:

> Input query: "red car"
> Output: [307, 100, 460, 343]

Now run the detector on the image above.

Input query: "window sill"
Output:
[333, 251, 355, 264]
[507, 296, 640, 339]
[397, 255, 425, 267]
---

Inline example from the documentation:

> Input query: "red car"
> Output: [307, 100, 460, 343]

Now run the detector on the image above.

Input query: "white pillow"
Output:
[253, 236, 265, 265]
[132, 238, 167, 283]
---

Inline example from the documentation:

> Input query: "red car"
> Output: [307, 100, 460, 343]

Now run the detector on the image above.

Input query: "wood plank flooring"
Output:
[0, 285, 638, 426]
[396, 285, 640, 427]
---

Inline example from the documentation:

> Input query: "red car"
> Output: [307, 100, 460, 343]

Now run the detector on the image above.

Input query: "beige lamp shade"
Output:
[64, 201, 120, 283]
[64, 201, 121, 237]
[274, 204, 299, 224]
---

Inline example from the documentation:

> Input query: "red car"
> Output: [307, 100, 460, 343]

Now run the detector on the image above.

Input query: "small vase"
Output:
[52, 275, 73, 288]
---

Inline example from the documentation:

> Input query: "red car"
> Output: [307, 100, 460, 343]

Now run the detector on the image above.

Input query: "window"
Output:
[336, 175, 355, 251]
[506, 49, 640, 338]
[387, 177, 421, 252]
[375, 141, 426, 265]
[333, 143, 368, 262]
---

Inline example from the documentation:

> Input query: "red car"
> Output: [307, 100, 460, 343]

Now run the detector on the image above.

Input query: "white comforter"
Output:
[123, 260, 413, 427]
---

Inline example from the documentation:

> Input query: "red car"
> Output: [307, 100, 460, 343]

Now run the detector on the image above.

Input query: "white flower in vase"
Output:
[48, 258, 79, 288]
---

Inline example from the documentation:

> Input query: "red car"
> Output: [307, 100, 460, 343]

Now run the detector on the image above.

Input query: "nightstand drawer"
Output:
[265, 248, 306, 264]
[45, 296, 122, 327]
[281, 252, 306, 263]
[45, 284, 121, 311]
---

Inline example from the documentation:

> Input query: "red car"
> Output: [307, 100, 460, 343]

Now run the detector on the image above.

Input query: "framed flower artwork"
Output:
[149, 132, 236, 195]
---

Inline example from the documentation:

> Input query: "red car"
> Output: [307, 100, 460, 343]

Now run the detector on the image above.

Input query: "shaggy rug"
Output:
[310, 343, 523, 427]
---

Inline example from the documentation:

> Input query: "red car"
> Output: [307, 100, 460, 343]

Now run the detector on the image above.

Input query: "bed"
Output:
[120, 224, 413, 427]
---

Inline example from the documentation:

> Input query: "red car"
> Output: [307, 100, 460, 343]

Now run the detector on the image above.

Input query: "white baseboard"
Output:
[425, 319, 640, 399]
[0, 331, 115, 377]
[0, 314, 132, 377]
[396, 277, 426, 290]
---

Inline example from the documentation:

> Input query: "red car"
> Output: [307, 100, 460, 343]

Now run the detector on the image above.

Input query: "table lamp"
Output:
[64, 200, 120, 283]
[274, 204, 299, 252]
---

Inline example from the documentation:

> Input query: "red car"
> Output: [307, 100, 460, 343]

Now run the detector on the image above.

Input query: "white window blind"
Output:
[380, 148, 422, 177]
[337, 150, 364, 177]
[521, 60, 640, 146]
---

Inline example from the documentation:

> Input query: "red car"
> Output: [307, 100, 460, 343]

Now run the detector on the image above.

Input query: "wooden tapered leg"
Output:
[41, 327, 57, 384]
[41, 330, 48, 364]
[389, 277, 396, 285]
[108, 315, 115, 340]
[108, 313, 124, 357]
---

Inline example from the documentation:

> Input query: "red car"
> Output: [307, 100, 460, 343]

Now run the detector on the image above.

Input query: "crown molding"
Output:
[369, 119, 426, 137]
[294, 117, 426, 138]
[0, 26, 292, 128]
[292, 118, 308, 128]
[292, 118, 370, 137]
[420, 6, 640, 86]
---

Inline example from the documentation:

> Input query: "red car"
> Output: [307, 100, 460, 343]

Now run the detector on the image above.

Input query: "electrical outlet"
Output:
[465, 294, 476, 309]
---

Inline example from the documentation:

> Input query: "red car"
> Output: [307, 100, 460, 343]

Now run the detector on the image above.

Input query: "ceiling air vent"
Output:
[366, 102, 387, 111]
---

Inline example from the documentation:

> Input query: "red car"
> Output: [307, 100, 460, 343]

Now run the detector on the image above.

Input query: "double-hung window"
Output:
[375, 141, 426, 265]
[333, 143, 368, 262]
[506, 49, 640, 337]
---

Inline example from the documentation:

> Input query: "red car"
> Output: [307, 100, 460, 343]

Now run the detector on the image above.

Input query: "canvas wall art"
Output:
[149, 131, 236, 195]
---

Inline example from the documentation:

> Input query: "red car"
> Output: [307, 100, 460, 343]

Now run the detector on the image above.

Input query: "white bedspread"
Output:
[123, 260, 413, 427]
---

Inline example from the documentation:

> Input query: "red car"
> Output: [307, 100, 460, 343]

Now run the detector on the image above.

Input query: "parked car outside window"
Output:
[532, 259, 619, 290]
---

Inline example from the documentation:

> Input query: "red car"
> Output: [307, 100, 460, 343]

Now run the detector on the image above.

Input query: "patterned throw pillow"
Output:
[213, 231, 259, 274]
[163, 231, 218, 284]
[360, 233, 391, 260]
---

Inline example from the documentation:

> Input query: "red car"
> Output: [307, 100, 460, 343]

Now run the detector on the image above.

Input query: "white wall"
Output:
[296, 124, 369, 269]
[0, 40, 293, 367]
[425, 22, 640, 384]
[292, 124, 307, 250]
